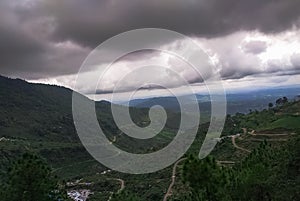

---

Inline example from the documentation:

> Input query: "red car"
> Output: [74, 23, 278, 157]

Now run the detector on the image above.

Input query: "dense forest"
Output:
[0, 75, 299, 200]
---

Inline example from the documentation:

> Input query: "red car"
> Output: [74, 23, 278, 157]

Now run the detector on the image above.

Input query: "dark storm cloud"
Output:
[42, 0, 300, 48]
[0, 0, 90, 79]
[0, 1, 46, 75]
[1, 0, 300, 81]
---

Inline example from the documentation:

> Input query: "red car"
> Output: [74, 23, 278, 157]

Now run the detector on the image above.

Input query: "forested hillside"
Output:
[0, 75, 299, 201]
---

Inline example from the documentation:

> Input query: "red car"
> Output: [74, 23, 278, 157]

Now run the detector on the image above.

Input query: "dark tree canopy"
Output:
[1, 153, 67, 201]
[276, 97, 289, 106]
[180, 138, 300, 201]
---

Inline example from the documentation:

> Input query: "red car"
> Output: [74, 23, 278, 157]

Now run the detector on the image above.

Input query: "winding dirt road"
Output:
[235, 128, 292, 152]
[217, 160, 235, 165]
[107, 178, 125, 201]
[163, 158, 187, 201]
[232, 136, 251, 153]
[245, 128, 291, 142]
[115, 178, 125, 193]
[249, 132, 292, 137]
[247, 138, 288, 142]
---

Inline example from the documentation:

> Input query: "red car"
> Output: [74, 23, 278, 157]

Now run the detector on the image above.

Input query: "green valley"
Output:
[0, 75, 299, 201]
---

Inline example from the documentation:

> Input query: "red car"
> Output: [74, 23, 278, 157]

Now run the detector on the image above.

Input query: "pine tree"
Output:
[2, 153, 67, 201]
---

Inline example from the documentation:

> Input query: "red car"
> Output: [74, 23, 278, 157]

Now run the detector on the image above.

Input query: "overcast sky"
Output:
[1, 0, 300, 100]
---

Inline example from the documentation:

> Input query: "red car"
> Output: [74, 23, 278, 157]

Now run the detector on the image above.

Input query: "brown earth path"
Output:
[107, 178, 125, 201]
[232, 136, 251, 153]
[163, 158, 187, 201]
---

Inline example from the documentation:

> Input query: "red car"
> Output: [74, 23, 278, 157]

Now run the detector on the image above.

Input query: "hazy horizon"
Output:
[1, 0, 300, 100]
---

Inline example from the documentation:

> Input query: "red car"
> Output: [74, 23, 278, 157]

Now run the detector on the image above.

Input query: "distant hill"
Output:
[0, 75, 148, 142]
[0, 75, 179, 176]
[0, 75, 77, 142]
[125, 86, 300, 114]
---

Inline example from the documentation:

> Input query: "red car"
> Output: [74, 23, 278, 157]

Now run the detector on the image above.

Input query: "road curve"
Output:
[115, 178, 125, 193]
[163, 158, 187, 201]
[232, 136, 251, 153]
[107, 178, 125, 201]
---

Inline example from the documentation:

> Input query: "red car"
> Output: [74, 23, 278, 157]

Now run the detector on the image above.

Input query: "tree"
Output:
[232, 141, 273, 201]
[182, 155, 232, 201]
[110, 190, 142, 201]
[268, 103, 273, 108]
[2, 153, 67, 201]
[282, 96, 288, 104]
[276, 97, 288, 106]
[276, 98, 283, 106]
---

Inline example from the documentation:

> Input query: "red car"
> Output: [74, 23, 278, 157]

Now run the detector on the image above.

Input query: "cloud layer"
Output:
[0, 0, 300, 94]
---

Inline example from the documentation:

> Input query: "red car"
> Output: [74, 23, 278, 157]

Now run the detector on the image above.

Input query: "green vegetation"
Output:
[0, 75, 299, 200]
[177, 138, 300, 201]
[0, 153, 68, 201]
[110, 190, 142, 201]
[225, 100, 300, 133]
[266, 116, 300, 130]
[182, 155, 231, 201]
